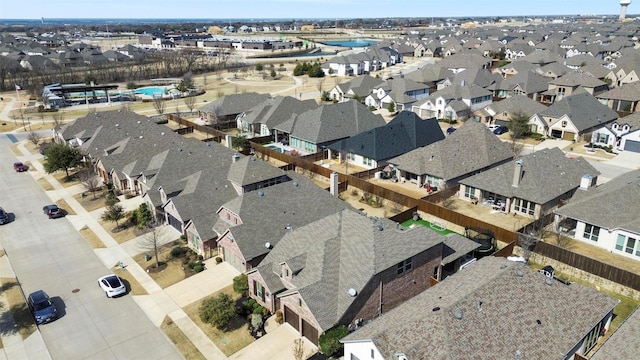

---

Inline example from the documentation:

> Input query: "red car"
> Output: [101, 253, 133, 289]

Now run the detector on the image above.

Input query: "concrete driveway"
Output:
[229, 320, 317, 360]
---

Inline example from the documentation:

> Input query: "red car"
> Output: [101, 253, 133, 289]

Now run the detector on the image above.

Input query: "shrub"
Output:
[155, 119, 169, 124]
[319, 325, 349, 356]
[179, 235, 187, 243]
[215, 256, 223, 264]
[252, 305, 265, 315]
[199, 293, 236, 329]
[193, 264, 204, 273]
[170, 246, 187, 258]
[233, 274, 249, 296]
[274, 309, 283, 324]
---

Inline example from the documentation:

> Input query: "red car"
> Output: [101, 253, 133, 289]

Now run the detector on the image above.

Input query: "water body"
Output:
[319, 39, 377, 47]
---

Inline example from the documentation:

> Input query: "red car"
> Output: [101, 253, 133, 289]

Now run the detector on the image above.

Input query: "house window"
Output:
[514, 198, 535, 216]
[561, 120, 567, 127]
[626, 237, 636, 254]
[584, 224, 600, 242]
[597, 133, 609, 144]
[285, 268, 290, 277]
[256, 282, 265, 301]
[371, 349, 375, 358]
[616, 234, 625, 251]
[464, 186, 476, 199]
[299, 298, 303, 307]
[396, 258, 413, 275]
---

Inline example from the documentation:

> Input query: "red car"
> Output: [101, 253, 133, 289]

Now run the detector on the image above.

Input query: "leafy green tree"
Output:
[387, 102, 396, 113]
[101, 203, 126, 230]
[255, 63, 264, 71]
[233, 274, 249, 296]
[231, 135, 250, 151]
[133, 203, 154, 229]
[43, 143, 83, 177]
[199, 293, 236, 329]
[319, 325, 349, 356]
[508, 111, 530, 139]
[270, 69, 277, 78]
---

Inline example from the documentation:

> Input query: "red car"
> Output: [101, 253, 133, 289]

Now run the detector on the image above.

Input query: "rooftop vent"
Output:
[293, 181, 299, 187]
[377, 224, 384, 231]
[264, 242, 272, 249]
[515, 269, 524, 277]
[258, 191, 264, 197]
[453, 310, 463, 320]
[432, 306, 441, 312]
[285, 224, 292, 231]
[347, 288, 357, 297]
[545, 277, 553, 286]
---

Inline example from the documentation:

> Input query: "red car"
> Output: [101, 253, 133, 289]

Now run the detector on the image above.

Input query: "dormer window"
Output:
[623, 125, 630, 131]
[561, 121, 567, 127]
[612, 123, 619, 130]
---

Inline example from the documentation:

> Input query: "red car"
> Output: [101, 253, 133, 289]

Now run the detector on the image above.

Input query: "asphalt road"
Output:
[0, 134, 182, 360]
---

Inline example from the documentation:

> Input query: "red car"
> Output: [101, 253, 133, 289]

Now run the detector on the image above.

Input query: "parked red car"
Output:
[13, 162, 28, 172]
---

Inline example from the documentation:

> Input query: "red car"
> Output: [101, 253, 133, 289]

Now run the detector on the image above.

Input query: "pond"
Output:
[319, 39, 377, 47]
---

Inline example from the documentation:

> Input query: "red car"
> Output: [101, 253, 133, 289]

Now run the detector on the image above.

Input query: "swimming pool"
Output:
[266, 145, 284, 153]
[320, 39, 377, 47]
[134, 86, 171, 97]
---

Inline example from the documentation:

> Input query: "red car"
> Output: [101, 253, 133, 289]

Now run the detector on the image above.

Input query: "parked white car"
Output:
[98, 274, 127, 298]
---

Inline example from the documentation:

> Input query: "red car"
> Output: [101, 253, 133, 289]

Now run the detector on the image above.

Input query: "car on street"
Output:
[28, 290, 57, 325]
[43, 204, 65, 219]
[446, 127, 456, 135]
[13, 162, 28, 172]
[493, 125, 509, 135]
[98, 274, 127, 298]
[0, 207, 9, 225]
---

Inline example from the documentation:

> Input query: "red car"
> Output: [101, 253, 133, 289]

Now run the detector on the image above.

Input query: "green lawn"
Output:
[402, 218, 456, 235]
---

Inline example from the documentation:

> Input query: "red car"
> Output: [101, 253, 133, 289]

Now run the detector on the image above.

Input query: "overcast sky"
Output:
[0, 0, 631, 20]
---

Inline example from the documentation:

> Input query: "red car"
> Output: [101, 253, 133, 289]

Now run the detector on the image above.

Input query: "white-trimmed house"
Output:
[411, 84, 492, 121]
[590, 113, 640, 150]
[554, 169, 640, 261]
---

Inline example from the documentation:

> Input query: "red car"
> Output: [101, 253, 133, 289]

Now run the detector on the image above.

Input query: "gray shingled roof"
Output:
[259, 209, 461, 331]
[227, 156, 288, 187]
[549, 70, 607, 88]
[220, 172, 352, 262]
[277, 100, 386, 144]
[341, 256, 619, 360]
[555, 169, 640, 234]
[240, 96, 318, 128]
[484, 95, 548, 118]
[538, 92, 618, 132]
[199, 92, 270, 117]
[337, 75, 385, 97]
[328, 111, 445, 161]
[597, 81, 640, 102]
[460, 147, 600, 204]
[388, 120, 514, 181]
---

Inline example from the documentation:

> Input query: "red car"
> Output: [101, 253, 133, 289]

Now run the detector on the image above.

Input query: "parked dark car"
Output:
[43, 204, 65, 219]
[446, 127, 456, 135]
[13, 162, 28, 172]
[0, 207, 9, 225]
[493, 125, 509, 135]
[39, 144, 51, 155]
[28, 290, 57, 325]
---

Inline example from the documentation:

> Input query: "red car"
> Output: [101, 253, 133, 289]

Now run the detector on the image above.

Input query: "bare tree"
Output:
[316, 77, 325, 94]
[28, 131, 42, 146]
[183, 95, 197, 113]
[52, 110, 64, 127]
[79, 168, 102, 200]
[153, 95, 166, 117]
[512, 139, 525, 159]
[137, 224, 164, 269]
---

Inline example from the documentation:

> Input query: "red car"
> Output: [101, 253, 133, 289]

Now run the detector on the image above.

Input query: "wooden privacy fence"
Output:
[526, 240, 640, 291]
[165, 114, 639, 292]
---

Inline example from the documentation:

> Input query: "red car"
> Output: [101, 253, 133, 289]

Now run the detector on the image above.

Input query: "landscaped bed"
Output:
[183, 285, 255, 356]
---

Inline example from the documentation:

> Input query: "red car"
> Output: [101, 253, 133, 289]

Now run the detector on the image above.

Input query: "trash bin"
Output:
[144, 254, 151, 261]
[81, 193, 86, 198]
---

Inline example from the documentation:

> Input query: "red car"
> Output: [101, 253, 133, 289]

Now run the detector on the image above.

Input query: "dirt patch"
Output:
[79, 226, 105, 249]
[0, 277, 37, 340]
[109, 264, 148, 296]
[564, 141, 616, 160]
[8, 143, 22, 156]
[161, 316, 206, 360]
[55, 199, 76, 216]
[37, 177, 54, 191]
[183, 285, 255, 356]
[74, 192, 107, 212]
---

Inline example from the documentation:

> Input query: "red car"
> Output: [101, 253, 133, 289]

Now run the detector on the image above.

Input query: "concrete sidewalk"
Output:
[6, 141, 232, 360]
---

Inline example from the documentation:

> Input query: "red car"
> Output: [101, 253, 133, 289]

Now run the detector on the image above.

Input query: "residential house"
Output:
[493, 70, 550, 101]
[236, 96, 318, 138]
[459, 147, 599, 219]
[341, 256, 618, 360]
[328, 75, 384, 103]
[596, 80, 640, 114]
[273, 100, 386, 155]
[411, 84, 493, 121]
[198, 92, 271, 128]
[388, 121, 514, 189]
[604, 47, 640, 87]
[364, 78, 430, 111]
[437, 51, 491, 74]
[215, 173, 352, 272]
[473, 95, 548, 126]
[327, 111, 445, 170]
[541, 70, 609, 104]
[529, 91, 618, 141]
[246, 209, 479, 344]
[591, 306, 640, 360]
[554, 169, 640, 261]
[403, 65, 454, 91]
[590, 112, 640, 151]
